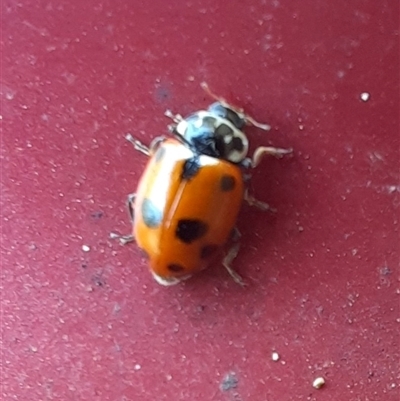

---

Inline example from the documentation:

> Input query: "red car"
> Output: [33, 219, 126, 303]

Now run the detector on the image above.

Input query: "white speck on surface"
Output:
[134, 364, 141, 370]
[82, 245, 91, 252]
[29, 345, 38, 353]
[360, 92, 370, 101]
[337, 70, 345, 78]
[313, 377, 325, 389]
[272, 352, 280, 361]
[387, 185, 399, 194]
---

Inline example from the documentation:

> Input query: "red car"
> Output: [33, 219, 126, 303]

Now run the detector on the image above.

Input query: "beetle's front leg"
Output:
[200, 82, 271, 131]
[164, 110, 183, 124]
[125, 134, 165, 156]
[125, 133, 150, 156]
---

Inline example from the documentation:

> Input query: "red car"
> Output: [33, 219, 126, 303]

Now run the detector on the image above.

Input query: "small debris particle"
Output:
[29, 345, 38, 353]
[82, 245, 91, 252]
[134, 364, 141, 371]
[313, 377, 325, 389]
[360, 92, 370, 102]
[90, 211, 103, 219]
[272, 352, 280, 361]
[380, 266, 392, 276]
[220, 372, 238, 391]
[92, 274, 105, 287]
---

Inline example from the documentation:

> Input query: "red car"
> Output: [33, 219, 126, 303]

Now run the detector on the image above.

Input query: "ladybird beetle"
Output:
[111, 83, 292, 286]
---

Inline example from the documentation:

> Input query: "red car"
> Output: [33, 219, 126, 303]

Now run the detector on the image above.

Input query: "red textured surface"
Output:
[2, 1, 399, 400]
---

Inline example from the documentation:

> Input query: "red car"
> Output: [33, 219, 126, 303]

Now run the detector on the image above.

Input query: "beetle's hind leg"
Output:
[109, 232, 134, 245]
[244, 189, 276, 212]
[110, 193, 136, 245]
[222, 228, 246, 286]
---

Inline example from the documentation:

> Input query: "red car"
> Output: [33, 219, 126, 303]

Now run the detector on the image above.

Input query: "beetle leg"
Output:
[110, 193, 136, 245]
[201, 82, 271, 131]
[109, 232, 135, 245]
[243, 115, 271, 131]
[126, 193, 136, 222]
[164, 109, 183, 124]
[230, 226, 242, 242]
[125, 133, 150, 156]
[125, 134, 166, 156]
[244, 189, 276, 212]
[251, 146, 293, 168]
[165, 111, 186, 142]
[243, 147, 291, 211]
[222, 242, 246, 286]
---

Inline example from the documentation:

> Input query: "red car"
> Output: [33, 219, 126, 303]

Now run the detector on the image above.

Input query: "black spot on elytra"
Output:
[141, 198, 162, 228]
[176, 219, 208, 243]
[232, 137, 244, 152]
[167, 263, 185, 272]
[154, 146, 166, 163]
[181, 156, 201, 180]
[220, 175, 236, 191]
[200, 244, 219, 259]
